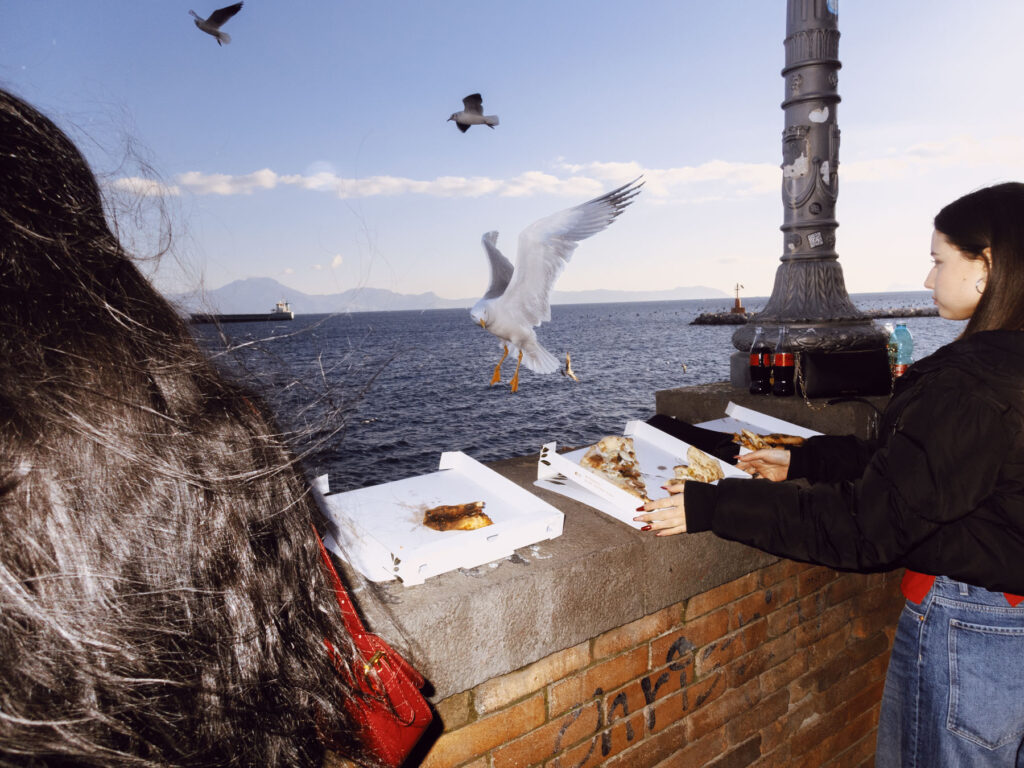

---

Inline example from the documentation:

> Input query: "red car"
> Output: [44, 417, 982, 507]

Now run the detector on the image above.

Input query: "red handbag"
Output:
[314, 529, 433, 766]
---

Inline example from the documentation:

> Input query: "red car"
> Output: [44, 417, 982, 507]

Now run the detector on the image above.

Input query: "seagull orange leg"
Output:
[509, 350, 524, 393]
[489, 345, 509, 386]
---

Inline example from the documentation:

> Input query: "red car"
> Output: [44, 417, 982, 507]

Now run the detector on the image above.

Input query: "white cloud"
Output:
[842, 135, 1024, 183]
[177, 168, 280, 195]
[278, 171, 598, 199]
[155, 169, 602, 201]
[110, 177, 181, 197]
[331, 254, 343, 268]
[556, 159, 778, 201]
[159, 161, 779, 204]
[112, 133, 1024, 205]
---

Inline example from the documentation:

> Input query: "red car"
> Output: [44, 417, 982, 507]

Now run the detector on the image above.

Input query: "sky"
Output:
[4, 1, 1024, 303]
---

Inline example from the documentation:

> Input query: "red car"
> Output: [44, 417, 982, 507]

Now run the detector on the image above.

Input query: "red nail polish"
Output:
[635, 505, 646, 512]
[641, 525, 652, 532]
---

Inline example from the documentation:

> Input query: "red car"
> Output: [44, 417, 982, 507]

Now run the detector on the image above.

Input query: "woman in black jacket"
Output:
[636, 182, 1024, 767]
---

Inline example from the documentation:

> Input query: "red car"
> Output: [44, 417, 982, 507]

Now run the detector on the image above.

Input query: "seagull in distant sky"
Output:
[448, 94, 499, 133]
[190, 2, 243, 45]
[471, 178, 643, 392]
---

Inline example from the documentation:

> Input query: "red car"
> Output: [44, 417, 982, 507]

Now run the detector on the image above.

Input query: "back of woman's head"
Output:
[0, 89, 366, 766]
[934, 181, 1024, 334]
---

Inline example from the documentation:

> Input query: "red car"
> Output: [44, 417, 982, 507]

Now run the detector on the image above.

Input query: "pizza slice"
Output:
[734, 428, 768, 451]
[762, 433, 806, 448]
[423, 501, 493, 531]
[579, 435, 650, 501]
[673, 445, 725, 484]
[732, 429, 806, 451]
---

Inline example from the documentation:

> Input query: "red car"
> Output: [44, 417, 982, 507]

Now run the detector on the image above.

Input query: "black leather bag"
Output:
[797, 348, 892, 398]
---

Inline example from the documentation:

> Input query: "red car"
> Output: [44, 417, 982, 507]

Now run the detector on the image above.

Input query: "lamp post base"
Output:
[732, 259, 888, 354]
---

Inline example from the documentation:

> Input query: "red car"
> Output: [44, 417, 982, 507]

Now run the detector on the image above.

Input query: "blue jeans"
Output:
[877, 576, 1024, 767]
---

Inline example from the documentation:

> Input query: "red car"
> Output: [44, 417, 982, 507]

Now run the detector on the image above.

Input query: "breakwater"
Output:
[691, 306, 938, 325]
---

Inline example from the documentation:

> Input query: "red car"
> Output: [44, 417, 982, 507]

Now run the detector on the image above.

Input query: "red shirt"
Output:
[901, 569, 1024, 607]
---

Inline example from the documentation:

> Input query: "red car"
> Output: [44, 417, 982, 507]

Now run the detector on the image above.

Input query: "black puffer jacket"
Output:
[685, 330, 1024, 594]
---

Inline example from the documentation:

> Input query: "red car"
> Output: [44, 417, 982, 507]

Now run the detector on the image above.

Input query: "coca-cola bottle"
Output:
[772, 325, 795, 397]
[748, 326, 772, 395]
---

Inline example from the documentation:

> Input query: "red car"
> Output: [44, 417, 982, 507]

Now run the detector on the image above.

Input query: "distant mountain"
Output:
[551, 286, 729, 304]
[168, 277, 729, 315]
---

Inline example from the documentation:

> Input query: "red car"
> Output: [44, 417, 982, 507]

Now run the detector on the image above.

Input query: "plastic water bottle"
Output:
[772, 325, 795, 397]
[748, 326, 772, 395]
[890, 323, 914, 377]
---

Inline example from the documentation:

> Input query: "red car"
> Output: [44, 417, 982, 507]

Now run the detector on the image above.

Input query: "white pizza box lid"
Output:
[312, 451, 564, 587]
[695, 402, 822, 446]
[534, 420, 748, 529]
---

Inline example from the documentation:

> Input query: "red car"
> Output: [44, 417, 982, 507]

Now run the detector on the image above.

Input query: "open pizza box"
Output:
[314, 451, 564, 587]
[534, 420, 750, 530]
[697, 402, 822, 449]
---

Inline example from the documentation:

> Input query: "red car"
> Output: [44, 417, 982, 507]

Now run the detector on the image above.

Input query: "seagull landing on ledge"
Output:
[470, 177, 643, 393]
[190, 2, 243, 45]
[448, 93, 499, 133]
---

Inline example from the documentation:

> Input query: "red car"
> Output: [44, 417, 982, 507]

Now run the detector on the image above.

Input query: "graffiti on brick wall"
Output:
[552, 633, 714, 766]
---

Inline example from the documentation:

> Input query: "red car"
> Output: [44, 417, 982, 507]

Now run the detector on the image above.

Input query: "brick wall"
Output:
[414, 561, 905, 768]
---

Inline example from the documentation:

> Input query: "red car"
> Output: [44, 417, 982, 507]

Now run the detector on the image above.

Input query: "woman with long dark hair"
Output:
[637, 182, 1024, 766]
[0, 88, 372, 766]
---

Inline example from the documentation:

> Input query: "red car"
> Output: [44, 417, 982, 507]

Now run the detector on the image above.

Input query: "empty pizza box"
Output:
[314, 451, 564, 587]
[534, 420, 749, 529]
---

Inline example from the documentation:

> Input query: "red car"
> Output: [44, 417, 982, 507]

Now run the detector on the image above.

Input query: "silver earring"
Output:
[976, 278, 986, 294]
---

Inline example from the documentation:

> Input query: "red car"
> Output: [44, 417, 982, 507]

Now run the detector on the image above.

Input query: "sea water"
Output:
[192, 291, 960, 492]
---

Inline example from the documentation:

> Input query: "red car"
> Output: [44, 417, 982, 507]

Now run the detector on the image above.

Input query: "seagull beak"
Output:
[478, 318, 487, 329]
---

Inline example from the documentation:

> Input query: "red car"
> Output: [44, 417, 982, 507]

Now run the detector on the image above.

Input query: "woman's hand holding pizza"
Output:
[633, 481, 688, 536]
[633, 447, 792, 536]
[735, 448, 791, 482]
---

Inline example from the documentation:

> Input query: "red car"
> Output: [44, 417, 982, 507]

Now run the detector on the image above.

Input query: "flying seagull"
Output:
[190, 2, 243, 45]
[448, 93, 499, 133]
[470, 178, 643, 392]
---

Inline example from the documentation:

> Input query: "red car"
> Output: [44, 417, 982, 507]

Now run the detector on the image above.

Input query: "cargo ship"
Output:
[190, 300, 295, 324]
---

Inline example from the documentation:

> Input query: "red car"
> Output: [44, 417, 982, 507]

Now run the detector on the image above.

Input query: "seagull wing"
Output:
[208, 2, 243, 26]
[481, 231, 515, 299]
[498, 177, 643, 326]
[462, 93, 484, 116]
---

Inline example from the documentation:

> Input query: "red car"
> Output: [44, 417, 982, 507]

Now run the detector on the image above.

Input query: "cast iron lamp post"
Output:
[731, 0, 885, 383]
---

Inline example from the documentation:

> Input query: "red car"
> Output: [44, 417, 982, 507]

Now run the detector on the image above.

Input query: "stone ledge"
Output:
[655, 380, 890, 440]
